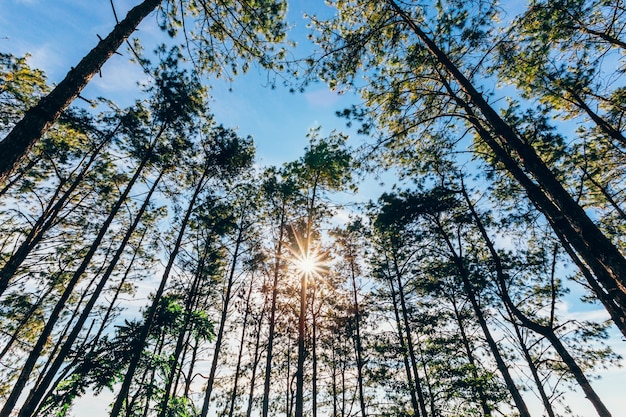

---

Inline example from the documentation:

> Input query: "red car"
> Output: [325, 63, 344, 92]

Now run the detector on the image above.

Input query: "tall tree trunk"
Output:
[510, 318, 557, 417]
[245, 290, 266, 417]
[200, 221, 246, 417]
[448, 293, 492, 417]
[227, 272, 256, 417]
[158, 242, 211, 417]
[390, 252, 429, 417]
[0, 284, 55, 362]
[385, 259, 420, 416]
[183, 336, 200, 399]
[0, 0, 161, 183]
[109, 166, 208, 417]
[295, 270, 307, 417]
[331, 343, 339, 417]
[311, 287, 318, 417]
[19, 170, 164, 417]
[461, 185, 613, 417]
[434, 218, 531, 417]
[439, 70, 626, 333]
[0, 144, 153, 417]
[388, 0, 626, 312]
[0, 129, 114, 296]
[262, 207, 287, 417]
[33, 229, 149, 417]
[348, 249, 367, 417]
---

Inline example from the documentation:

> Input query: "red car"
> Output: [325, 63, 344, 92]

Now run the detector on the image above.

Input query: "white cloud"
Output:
[304, 88, 342, 108]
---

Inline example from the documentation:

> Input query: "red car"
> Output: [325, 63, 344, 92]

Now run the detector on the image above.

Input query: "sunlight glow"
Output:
[294, 251, 323, 276]
[288, 225, 327, 278]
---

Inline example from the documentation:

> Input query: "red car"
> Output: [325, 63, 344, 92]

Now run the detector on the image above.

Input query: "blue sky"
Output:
[2, 0, 625, 415]
[0, 0, 363, 168]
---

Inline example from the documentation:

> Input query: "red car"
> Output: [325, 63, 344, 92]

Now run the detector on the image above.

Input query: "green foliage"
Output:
[0, 52, 48, 134]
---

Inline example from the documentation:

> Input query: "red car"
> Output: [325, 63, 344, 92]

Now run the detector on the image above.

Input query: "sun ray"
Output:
[288, 225, 327, 278]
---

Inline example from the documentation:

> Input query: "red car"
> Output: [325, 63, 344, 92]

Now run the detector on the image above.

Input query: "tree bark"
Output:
[435, 217, 531, 417]
[388, 0, 626, 312]
[200, 220, 246, 417]
[0, 142, 153, 417]
[0, 0, 161, 183]
[109, 166, 208, 417]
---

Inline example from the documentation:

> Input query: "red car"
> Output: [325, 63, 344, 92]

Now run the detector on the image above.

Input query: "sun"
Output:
[293, 250, 324, 276]
[288, 225, 327, 277]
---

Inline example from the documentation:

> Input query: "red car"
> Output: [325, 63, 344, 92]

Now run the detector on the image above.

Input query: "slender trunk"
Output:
[435, 218, 531, 417]
[0, 145, 153, 417]
[246, 296, 266, 417]
[33, 229, 148, 417]
[109, 167, 207, 417]
[389, 0, 626, 310]
[183, 336, 200, 399]
[331, 344, 338, 417]
[0, 0, 161, 182]
[0, 158, 36, 198]
[461, 186, 613, 417]
[439, 71, 626, 331]
[463, 181, 613, 416]
[262, 207, 287, 417]
[582, 167, 626, 220]
[312, 288, 318, 417]
[558, 234, 626, 335]
[158, 244, 209, 417]
[200, 222, 246, 417]
[448, 294, 492, 417]
[295, 271, 307, 417]
[227, 273, 255, 417]
[287, 334, 294, 417]
[0, 284, 55, 361]
[19, 170, 163, 417]
[0, 124, 116, 296]
[385, 260, 420, 416]
[391, 252, 429, 417]
[347, 246, 367, 417]
[510, 318, 557, 417]
[565, 85, 626, 147]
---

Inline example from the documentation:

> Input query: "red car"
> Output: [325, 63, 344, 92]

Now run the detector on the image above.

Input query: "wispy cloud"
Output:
[304, 88, 341, 108]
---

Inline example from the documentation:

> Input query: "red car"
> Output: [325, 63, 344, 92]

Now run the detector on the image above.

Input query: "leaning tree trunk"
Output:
[0, 0, 161, 183]
[158, 243, 211, 417]
[434, 217, 531, 417]
[438, 71, 626, 335]
[510, 317, 557, 417]
[33, 229, 148, 417]
[109, 166, 208, 417]
[19, 170, 164, 417]
[0, 127, 115, 297]
[200, 221, 246, 417]
[0, 142, 154, 417]
[388, 0, 626, 315]
[461, 186, 613, 417]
